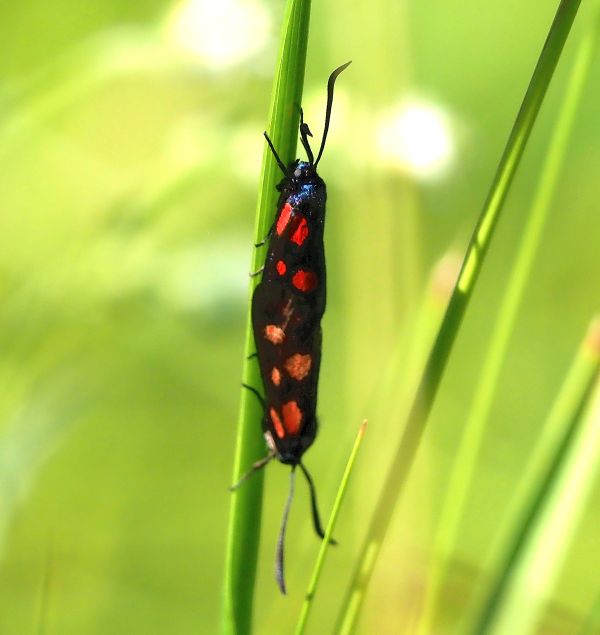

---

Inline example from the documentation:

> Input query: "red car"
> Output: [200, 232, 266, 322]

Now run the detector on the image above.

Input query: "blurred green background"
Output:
[1, 0, 599, 633]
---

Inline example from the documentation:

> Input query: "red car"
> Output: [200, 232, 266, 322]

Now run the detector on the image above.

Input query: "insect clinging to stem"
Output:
[231, 61, 351, 594]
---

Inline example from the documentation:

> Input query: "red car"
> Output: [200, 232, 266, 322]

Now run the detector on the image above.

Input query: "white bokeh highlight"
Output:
[165, 0, 271, 69]
[376, 99, 455, 180]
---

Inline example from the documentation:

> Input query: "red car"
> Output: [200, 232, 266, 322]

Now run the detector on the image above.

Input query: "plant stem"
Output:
[469, 318, 600, 635]
[416, 16, 598, 634]
[221, 2, 311, 633]
[334, 1, 582, 632]
[295, 421, 368, 635]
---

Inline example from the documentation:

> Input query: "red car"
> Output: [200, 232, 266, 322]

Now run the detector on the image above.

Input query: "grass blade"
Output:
[469, 318, 600, 635]
[295, 421, 368, 635]
[371, 252, 463, 431]
[221, 1, 311, 633]
[416, 15, 599, 634]
[334, 1, 582, 631]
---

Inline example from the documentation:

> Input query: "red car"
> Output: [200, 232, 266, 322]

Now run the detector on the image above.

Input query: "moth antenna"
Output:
[299, 108, 314, 164]
[299, 462, 337, 544]
[263, 132, 287, 174]
[314, 61, 352, 167]
[229, 452, 275, 491]
[275, 467, 297, 594]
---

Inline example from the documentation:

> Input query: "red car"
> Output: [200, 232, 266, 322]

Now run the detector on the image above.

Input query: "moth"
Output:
[234, 62, 350, 593]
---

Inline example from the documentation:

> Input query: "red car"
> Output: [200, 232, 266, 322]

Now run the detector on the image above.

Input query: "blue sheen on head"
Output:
[291, 161, 316, 182]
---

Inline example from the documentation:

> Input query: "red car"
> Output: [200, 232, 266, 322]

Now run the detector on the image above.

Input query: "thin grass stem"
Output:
[221, 1, 311, 633]
[334, 2, 582, 631]
[469, 318, 600, 635]
[416, 16, 598, 634]
[295, 421, 368, 635]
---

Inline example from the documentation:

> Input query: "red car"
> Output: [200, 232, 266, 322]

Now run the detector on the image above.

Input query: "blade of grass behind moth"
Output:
[222, 1, 311, 634]
[372, 252, 463, 432]
[334, 2, 582, 632]
[416, 16, 599, 635]
[468, 318, 600, 635]
[295, 421, 368, 635]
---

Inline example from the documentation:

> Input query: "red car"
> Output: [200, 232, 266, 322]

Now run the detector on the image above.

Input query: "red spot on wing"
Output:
[292, 269, 318, 292]
[284, 353, 312, 381]
[270, 408, 285, 439]
[271, 367, 282, 386]
[290, 217, 309, 246]
[276, 203, 293, 236]
[281, 401, 302, 435]
[276, 260, 287, 275]
[264, 325, 285, 344]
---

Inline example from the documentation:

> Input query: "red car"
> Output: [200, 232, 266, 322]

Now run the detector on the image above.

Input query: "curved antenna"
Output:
[299, 108, 314, 164]
[275, 467, 297, 594]
[314, 61, 352, 166]
[299, 462, 337, 544]
[263, 132, 287, 174]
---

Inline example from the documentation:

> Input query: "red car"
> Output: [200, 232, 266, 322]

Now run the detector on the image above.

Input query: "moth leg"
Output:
[263, 132, 286, 174]
[229, 451, 275, 490]
[255, 222, 274, 247]
[246, 352, 258, 360]
[249, 266, 265, 277]
[241, 383, 265, 408]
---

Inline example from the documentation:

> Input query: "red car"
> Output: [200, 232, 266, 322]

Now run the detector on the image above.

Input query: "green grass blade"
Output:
[371, 252, 463, 430]
[294, 421, 368, 635]
[221, 1, 311, 633]
[416, 16, 598, 634]
[334, 2, 582, 632]
[469, 319, 600, 635]
[333, 254, 460, 634]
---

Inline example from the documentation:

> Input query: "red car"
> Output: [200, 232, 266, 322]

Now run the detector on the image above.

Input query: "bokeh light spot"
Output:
[376, 99, 455, 180]
[165, 0, 271, 69]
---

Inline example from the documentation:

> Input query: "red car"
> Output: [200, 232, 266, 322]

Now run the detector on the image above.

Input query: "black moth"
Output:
[233, 62, 350, 594]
